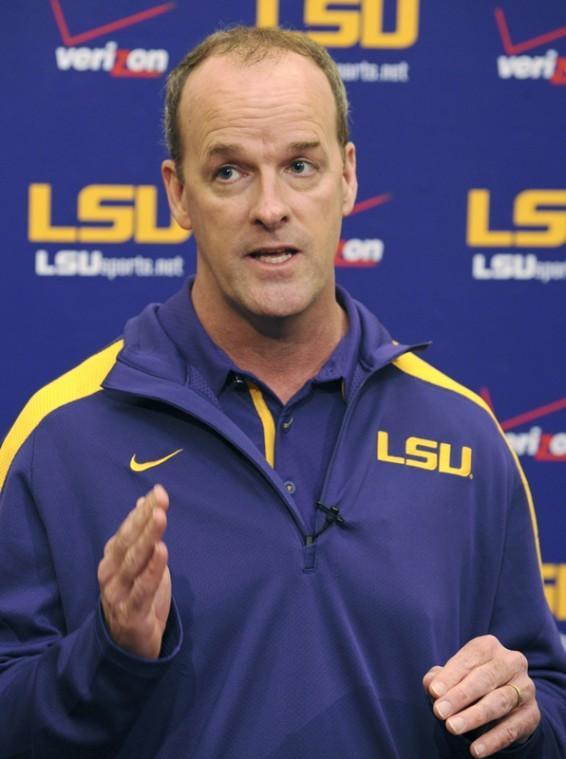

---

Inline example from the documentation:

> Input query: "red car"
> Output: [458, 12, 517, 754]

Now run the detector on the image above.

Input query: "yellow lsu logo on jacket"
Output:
[377, 431, 473, 478]
[28, 184, 190, 244]
[257, 0, 419, 49]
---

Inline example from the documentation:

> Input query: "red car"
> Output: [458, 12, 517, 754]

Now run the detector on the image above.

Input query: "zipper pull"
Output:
[316, 502, 347, 530]
[303, 534, 316, 572]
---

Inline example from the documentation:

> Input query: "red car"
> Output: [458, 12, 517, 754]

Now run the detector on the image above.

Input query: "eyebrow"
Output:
[205, 143, 240, 160]
[205, 140, 322, 160]
[286, 141, 322, 153]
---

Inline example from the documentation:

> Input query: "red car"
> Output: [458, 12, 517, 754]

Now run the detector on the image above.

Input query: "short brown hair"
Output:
[164, 26, 350, 176]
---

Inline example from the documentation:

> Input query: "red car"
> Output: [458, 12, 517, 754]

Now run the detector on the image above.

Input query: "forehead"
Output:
[178, 52, 339, 155]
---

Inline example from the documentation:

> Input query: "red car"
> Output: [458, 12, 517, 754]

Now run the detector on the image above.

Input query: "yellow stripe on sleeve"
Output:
[247, 382, 276, 468]
[0, 340, 124, 490]
[392, 351, 543, 575]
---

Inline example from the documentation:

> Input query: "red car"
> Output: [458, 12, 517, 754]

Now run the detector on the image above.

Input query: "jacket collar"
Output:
[103, 277, 429, 402]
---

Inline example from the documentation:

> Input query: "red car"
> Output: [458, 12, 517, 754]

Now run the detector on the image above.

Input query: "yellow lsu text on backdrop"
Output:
[543, 564, 566, 621]
[256, 0, 419, 49]
[467, 189, 566, 248]
[28, 184, 190, 245]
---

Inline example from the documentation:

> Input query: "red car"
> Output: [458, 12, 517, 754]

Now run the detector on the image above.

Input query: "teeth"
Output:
[253, 250, 295, 264]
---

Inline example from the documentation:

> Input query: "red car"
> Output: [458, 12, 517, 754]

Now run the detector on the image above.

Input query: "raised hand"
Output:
[97, 484, 171, 659]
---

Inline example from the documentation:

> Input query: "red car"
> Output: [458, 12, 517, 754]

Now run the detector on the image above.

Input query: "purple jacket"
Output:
[0, 285, 564, 758]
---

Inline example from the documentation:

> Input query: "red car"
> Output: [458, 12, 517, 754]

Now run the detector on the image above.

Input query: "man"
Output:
[0, 26, 564, 758]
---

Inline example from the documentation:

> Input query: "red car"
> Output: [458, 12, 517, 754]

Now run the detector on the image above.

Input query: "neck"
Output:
[191, 287, 347, 404]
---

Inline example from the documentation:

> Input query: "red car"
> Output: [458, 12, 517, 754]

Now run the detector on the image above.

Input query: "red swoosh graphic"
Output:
[495, 8, 566, 55]
[50, 0, 175, 46]
[335, 193, 390, 267]
[350, 193, 392, 216]
[501, 399, 566, 432]
[481, 387, 566, 432]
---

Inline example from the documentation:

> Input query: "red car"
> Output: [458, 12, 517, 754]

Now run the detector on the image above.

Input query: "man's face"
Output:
[162, 51, 357, 325]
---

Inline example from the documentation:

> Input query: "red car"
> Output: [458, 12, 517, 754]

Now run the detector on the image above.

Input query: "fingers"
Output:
[423, 636, 541, 756]
[103, 510, 167, 606]
[97, 485, 172, 659]
[443, 677, 533, 734]
[431, 648, 527, 720]
[125, 541, 169, 614]
[422, 665, 442, 698]
[465, 698, 541, 758]
[98, 484, 169, 586]
[424, 636, 525, 705]
[441, 676, 531, 732]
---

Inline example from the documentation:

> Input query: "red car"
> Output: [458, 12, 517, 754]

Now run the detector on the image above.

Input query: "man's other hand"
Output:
[97, 484, 171, 659]
[423, 635, 540, 758]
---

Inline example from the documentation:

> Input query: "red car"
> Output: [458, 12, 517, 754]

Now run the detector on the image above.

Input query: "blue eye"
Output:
[290, 160, 314, 175]
[215, 166, 240, 182]
[216, 166, 234, 179]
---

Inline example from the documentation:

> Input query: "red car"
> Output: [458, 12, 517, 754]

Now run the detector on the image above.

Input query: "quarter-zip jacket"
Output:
[0, 286, 564, 758]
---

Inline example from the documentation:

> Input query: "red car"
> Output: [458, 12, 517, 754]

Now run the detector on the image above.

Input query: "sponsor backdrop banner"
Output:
[2, 1, 565, 634]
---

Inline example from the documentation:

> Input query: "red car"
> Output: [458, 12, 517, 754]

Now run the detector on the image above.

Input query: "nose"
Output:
[249, 172, 290, 231]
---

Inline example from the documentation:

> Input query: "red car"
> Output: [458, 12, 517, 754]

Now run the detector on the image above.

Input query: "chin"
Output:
[244, 289, 315, 322]
[247, 303, 306, 322]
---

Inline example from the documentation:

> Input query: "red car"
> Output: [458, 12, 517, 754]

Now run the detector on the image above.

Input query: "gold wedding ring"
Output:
[509, 683, 523, 708]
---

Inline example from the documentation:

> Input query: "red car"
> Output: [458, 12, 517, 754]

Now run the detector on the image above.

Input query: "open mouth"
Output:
[248, 247, 299, 265]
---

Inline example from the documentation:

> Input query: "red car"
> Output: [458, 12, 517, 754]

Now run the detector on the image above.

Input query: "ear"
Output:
[161, 159, 193, 231]
[341, 142, 358, 217]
